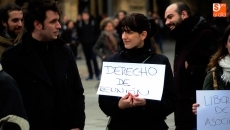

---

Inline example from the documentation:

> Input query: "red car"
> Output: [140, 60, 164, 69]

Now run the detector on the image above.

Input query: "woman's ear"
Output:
[140, 31, 147, 40]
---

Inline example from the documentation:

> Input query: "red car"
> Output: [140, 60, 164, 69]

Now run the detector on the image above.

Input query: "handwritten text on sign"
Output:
[196, 90, 230, 130]
[96, 62, 166, 100]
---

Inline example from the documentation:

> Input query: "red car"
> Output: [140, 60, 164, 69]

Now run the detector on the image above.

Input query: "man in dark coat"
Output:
[164, 2, 218, 130]
[0, 64, 29, 130]
[1, 0, 85, 130]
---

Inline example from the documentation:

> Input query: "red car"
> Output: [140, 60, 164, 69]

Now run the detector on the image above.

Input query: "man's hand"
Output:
[118, 93, 133, 109]
[192, 103, 199, 115]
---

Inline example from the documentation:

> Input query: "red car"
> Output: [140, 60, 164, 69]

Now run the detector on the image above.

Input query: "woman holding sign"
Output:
[192, 25, 230, 114]
[98, 13, 176, 130]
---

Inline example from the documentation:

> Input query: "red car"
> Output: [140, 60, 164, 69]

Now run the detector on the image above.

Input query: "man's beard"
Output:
[6, 26, 18, 39]
[175, 16, 183, 27]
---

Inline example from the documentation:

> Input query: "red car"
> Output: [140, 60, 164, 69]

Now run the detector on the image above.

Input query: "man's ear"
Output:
[2, 21, 7, 27]
[181, 10, 189, 20]
[34, 20, 42, 30]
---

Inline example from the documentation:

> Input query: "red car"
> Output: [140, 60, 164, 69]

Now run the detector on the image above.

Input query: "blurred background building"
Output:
[0, 0, 229, 21]
[1, 0, 230, 39]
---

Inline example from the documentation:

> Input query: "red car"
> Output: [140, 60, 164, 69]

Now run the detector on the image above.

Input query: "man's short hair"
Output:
[0, 3, 22, 30]
[22, 0, 62, 32]
[175, 2, 191, 16]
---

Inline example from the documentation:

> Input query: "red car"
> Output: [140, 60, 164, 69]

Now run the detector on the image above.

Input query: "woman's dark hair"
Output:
[120, 13, 160, 53]
[22, 0, 62, 32]
[207, 25, 230, 70]
[0, 3, 22, 30]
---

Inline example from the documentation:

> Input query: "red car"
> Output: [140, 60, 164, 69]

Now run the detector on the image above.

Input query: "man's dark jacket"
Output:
[171, 16, 218, 129]
[0, 69, 29, 130]
[1, 34, 85, 130]
[77, 18, 100, 46]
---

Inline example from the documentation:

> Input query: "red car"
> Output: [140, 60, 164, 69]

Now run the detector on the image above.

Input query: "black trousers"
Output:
[82, 44, 99, 78]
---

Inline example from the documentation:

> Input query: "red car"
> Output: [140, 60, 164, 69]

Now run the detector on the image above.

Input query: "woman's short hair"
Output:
[100, 18, 114, 30]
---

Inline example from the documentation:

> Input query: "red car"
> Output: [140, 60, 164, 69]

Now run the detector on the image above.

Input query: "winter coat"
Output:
[93, 31, 120, 60]
[0, 31, 13, 59]
[1, 34, 85, 130]
[171, 16, 218, 129]
[77, 19, 100, 46]
[203, 67, 230, 90]
[0, 66, 29, 130]
[99, 38, 176, 130]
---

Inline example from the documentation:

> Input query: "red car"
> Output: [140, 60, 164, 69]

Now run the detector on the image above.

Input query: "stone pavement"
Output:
[76, 40, 176, 130]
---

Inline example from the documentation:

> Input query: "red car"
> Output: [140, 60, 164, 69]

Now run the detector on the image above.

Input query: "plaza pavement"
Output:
[76, 40, 176, 130]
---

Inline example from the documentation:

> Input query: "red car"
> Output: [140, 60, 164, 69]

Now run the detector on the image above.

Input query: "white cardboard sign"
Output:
[96, 62, 166, 100]
[196, 90, 230, 130]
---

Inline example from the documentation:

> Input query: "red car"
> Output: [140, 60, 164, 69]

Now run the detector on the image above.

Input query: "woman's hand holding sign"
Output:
[192, 103, 200, 115]
[118, 93, 146, 109]
[133, 95, 146, 107]
[118, 93, 133, 109]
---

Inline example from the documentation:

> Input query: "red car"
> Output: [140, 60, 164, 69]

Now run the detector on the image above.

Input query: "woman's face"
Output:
[104, 22, 114, 32]
[113, 18, 119, 27]
[122, 29, 147, 49]
[67, 21, 74, 29]
[225, 35, 230, 54]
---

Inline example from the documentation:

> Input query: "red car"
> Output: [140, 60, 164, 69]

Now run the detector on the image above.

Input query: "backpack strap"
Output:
[212, 71, 218, 90]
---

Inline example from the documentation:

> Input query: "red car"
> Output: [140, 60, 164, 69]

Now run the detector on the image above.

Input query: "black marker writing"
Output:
[99, 86, 149, 96]
[205, 118, 230, 126]
[117, 78, 130, 86]
[215, 106, 228, 114]
[204, 95, 230, 106]
[104, 66, 157, 77]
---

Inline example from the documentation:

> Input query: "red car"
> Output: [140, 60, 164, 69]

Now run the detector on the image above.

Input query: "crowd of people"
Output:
[0, 0, 230, 130]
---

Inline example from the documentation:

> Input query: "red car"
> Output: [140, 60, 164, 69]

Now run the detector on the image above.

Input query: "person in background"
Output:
[165, 2, 218, 130]
[147, 10, 153, 19]
[59, 15, 68, 36]
[75, 14, 82, 26]
[77, 11, 100, 80]
[117, 10, 127, 22]
[99, 13, 176, 130]
[75, 14, 83, 59]
[61, 20, 78, 59]
[152, 12, 164, 53]
[113, 17, 120, 31]
[93, 18, 119, 62]
[1, 0, 85, 129]
[115, 10, 128, 38]
[0, 3, 23, 58]
[192, 25, 230, 115]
